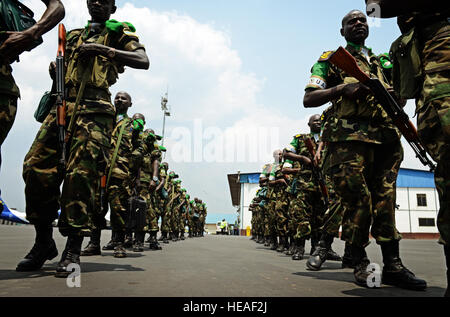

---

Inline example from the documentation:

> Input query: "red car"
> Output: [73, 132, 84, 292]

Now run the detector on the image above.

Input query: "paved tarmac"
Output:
[0, 225, 447, 297]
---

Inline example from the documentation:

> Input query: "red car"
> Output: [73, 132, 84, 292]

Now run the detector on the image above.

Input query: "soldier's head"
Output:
[340, 10, 369, 45]
[114, 91, 132, 115]
[87, 0, 117, 23]
[273, 149, 282, 163]
[194, 198, 199, 202]
[308, 114, 322, 134]
[162, 162, 169, 170]
[132, 113, 146, 131]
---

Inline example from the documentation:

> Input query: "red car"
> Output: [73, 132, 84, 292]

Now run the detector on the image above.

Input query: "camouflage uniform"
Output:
[106, 116, 139, 235]
[23, 23, 144, 235]
[259, 164, 272, 240]
[318, 107, 345, 238]
[0, 0, 30, 169]
[410, 16, 450, 245]
[271, 163, 290, 239]
[135, 131, 162, 234]
[284, 133, 325, 242]
[307, 43, 403, 247]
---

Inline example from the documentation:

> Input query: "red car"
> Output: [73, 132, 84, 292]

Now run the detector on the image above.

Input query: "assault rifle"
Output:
[55, 23, 66, 173]
[328, 47, 436, 172]
[304, 138, 329, 207]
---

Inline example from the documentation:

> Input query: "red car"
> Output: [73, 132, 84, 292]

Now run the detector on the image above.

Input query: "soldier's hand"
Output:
[49, 61, 56, 81]
[342, 83, 371, 100]
[0, 30, 34, 64]
[302, 156, 312, 166]
[77, 43, 107, 61]
[314, 151, 321, 166]
[149, 180, 157, 192]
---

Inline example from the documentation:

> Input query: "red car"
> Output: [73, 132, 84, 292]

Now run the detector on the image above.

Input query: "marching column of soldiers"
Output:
[0, 0, 207, 278]
[249, 1, 449, 295]
[0, 0, 448, 296]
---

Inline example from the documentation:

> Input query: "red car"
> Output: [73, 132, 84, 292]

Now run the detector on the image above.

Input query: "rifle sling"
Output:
[106, 118, 129, 188]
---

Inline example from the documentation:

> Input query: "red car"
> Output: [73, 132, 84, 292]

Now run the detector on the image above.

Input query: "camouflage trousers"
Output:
[289, 187, 325, 240]
[417, 26, 450, 245]
[262, 204, 271, 236]
[139, 183, 159, 232]
[267, 197, 278, 237]
[108, 177, 132, 233]
[329, 140, 403, 247]
[157, 195, 170, 233]
[0, 94, 17, 169]
[23, 111, 114, 236]
[274, 190, 290, 237]
[170, 206, 180, 232]
[320, 174, 345, 238]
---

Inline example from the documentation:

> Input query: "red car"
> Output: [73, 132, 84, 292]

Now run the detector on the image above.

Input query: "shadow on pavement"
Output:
[342, 286, 445, 297]
[0, 262, 145, 281]
[293, 270, 355, 283]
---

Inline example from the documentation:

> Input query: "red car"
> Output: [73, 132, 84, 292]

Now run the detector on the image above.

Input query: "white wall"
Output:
[240, 183, 259, 230]
[396, 187, 439, 233]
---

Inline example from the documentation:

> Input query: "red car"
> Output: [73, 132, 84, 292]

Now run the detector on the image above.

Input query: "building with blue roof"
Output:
[228, 168, 439, 237]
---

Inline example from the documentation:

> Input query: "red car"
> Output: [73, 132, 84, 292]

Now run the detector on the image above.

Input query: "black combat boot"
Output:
[162, 231, 169, 244]
[113, 231, 127, 258]
[285, 236, 296, 256]
[149, 231, 162, 250]
[133, 231, 145, 252]
[444, 245, 449, 297]
[342, 242, 355, 268]
[269, 235, 278, 250]
[351, 245, 373, 288]
[123, 232, 133, 249]
[55, 235, 83, 278]
[310, 232, 319, 255]
[80, 229, 101, 256]
[380, 240, 427, 291]
[276, 237, 286, 252]
[173, 231, 179, 242]
[327, 247, 343, 261]
[102, 230, 116, 251]
[306, 233, 334, 271]
[292, 239, 305, 261]
[16, 223, 59, 272]
[257, 235, 265, 244]
[264, 236, 270, 247]
[180, 231, 185, 240]
[168, 232, 173, 241]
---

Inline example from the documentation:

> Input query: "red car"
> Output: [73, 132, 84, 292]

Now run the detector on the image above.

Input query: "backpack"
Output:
[0, 0, 43, 50]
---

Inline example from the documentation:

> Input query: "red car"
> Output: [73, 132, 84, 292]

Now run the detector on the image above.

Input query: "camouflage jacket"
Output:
[306, 43, 400, 144]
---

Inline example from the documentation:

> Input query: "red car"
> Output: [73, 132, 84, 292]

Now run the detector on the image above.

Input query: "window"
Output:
[418, 218, 435, 227]
[417, 194, 427, 207]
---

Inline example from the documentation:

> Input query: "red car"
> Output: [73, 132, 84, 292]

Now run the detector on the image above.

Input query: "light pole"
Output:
[161, 91, 171, 156]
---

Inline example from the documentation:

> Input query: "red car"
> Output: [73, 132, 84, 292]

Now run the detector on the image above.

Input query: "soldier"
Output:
[199, 200, 206, 237]
[307, 108, 349, 270]
[18, 0, 149, 276]
[106, 112, 147, 259]
[134, 128, 162, 251]
[283, 115, 337, 261]
[259, 162, 272, 246]
[0, 0, 64, 173]
[80, 91, 133, 256]
[155, 162, 170, 243]
[302, 10, 426, 290]
[366, 0, 449, 297]
[268, 150, 290, 253]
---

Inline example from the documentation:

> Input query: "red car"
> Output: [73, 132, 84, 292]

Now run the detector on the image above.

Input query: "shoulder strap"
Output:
[106, 118, 130, 187]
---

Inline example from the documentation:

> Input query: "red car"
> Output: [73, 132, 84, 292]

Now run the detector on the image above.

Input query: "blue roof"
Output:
[397, 168, 435, 188]
[239, 173, 260, 184]
[206, 213, 238, 224]
[238, 168, 435, 188]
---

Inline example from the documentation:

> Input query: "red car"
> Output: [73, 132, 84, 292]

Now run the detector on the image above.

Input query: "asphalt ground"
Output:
[0, 224, 447, 298]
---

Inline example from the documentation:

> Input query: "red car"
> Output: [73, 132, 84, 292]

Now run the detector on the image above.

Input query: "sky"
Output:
[0, 0, 427, 215]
